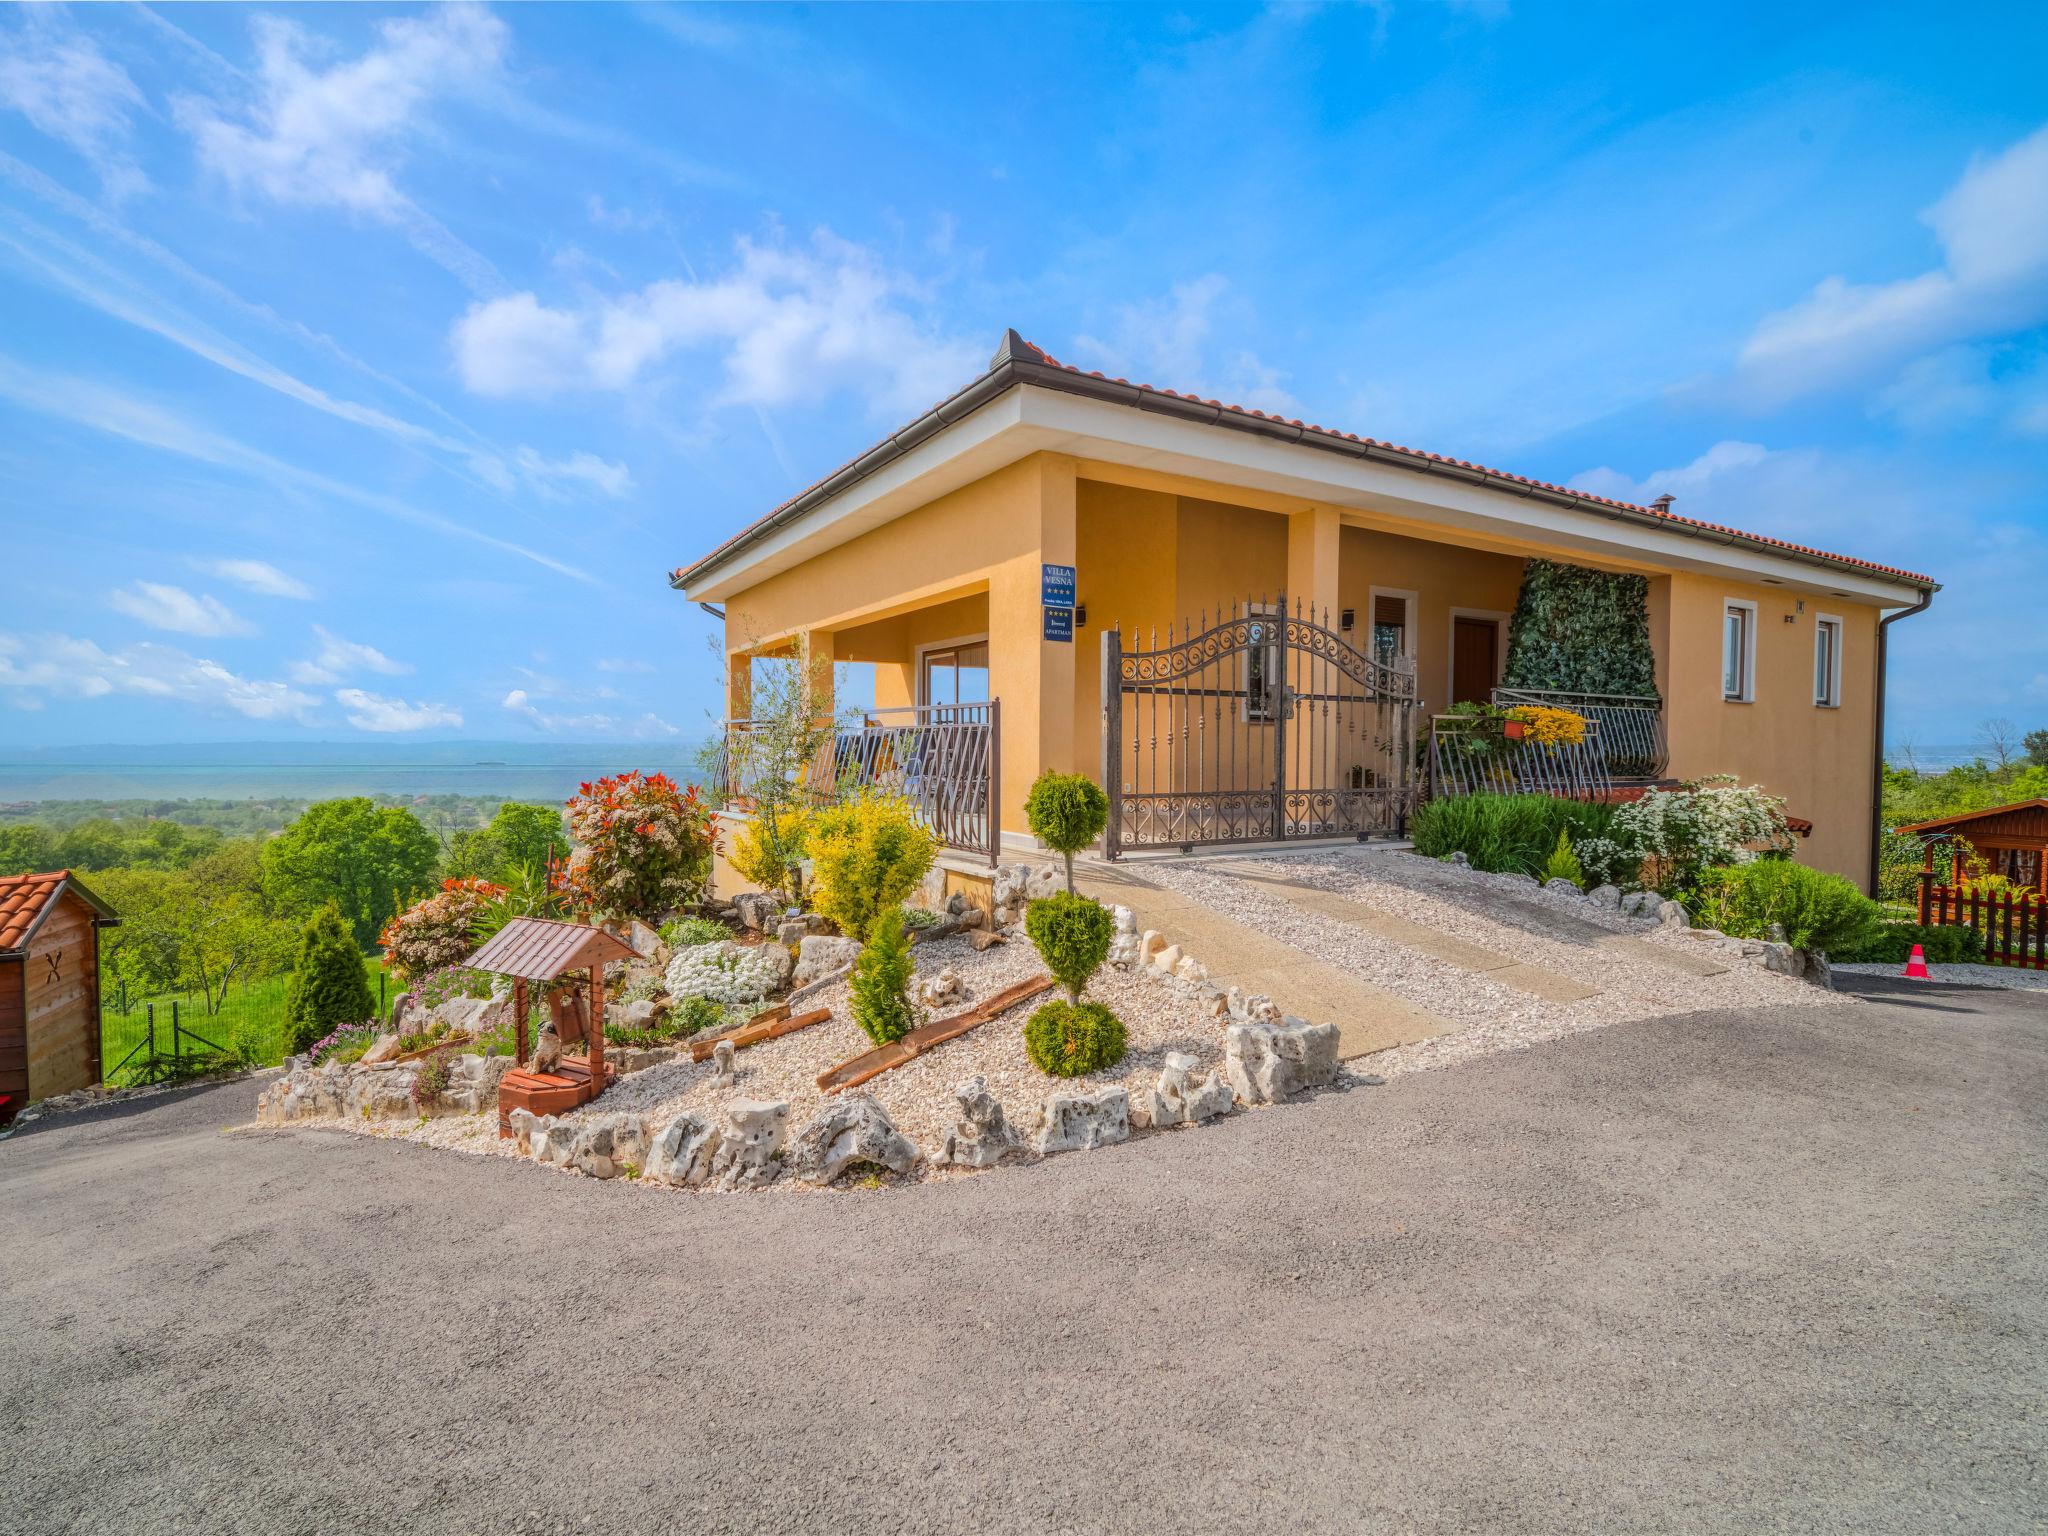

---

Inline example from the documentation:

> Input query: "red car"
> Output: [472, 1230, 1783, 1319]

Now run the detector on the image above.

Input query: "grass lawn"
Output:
[100, 956, 390, 1083]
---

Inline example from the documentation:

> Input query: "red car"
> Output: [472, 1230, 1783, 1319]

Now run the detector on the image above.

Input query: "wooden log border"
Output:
[815, 975, 1054, 1096]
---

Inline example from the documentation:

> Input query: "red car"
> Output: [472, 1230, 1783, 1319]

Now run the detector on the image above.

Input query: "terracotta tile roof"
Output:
[673, 329, 1937, 593]
[0, 870, 116, 952]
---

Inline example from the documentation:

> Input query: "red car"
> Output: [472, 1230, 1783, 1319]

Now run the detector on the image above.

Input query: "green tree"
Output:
[444, 802, 571, 883]
[0, 824, 57, 876]
[283, 902, 377, 1053]
[55, 819, 129, 872]
[1024, 772, 1109, 894]
[261, 798, 440, 945]
[849, 906, 916, 1046]
[2025, 728, 2048, 769]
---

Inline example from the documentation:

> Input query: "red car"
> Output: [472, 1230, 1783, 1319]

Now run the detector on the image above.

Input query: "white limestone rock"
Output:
[1619, 890, 1659, 919]
[917, 967, 965, 1007]
[786, 1094, 919, 1184]
[1173, 954, 1208, 983]
[1034, 1087, 1131, 1155]
[709, 1099, 789, 1189]
[1150, 943, 1184, 978]
[936, 1075, 1021, 1168]
[1132, 1050, 1200, 1130]
[1225, 1018, 1341, 1105]
[1185, 1071, 1236, 1122]
[791, 934, 863, 988]
[1656, 899, 1693, 930]
[507, 1107, 544, 1154]
[644, 1111, 721, 1186]
[1584, 884, 1622, 908]
[566, 1113, 651, 1180]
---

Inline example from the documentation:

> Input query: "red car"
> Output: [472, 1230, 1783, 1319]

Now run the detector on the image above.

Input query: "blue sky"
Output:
[2, 2, 2045, 754]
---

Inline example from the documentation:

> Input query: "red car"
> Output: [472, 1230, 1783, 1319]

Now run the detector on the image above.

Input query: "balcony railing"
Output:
[1492, 688, 1667, 782]
[715, 702, 1000, 867]
[1428, 714, 1613, 800]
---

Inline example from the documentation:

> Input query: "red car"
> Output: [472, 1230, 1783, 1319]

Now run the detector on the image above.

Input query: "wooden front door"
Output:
[1451, 618, 1498, 706]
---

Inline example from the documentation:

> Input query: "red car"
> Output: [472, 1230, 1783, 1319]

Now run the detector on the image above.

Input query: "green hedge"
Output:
[1502, 559, 1657, 697]
[1411, 793, 1620, 877]
[1828, 921, 1985, 965]
[1689, 861, 1882, 953]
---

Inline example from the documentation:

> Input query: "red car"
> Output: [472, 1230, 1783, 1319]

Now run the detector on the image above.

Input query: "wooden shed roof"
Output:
[461, 917, 636, 981]
[0, 869, 117, 955]
[1894, 799, 2048, 842]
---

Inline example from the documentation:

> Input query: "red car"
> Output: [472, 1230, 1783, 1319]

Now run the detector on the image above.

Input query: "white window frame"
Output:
[1722, 598, 1757, 703]
[1367, 586, 1419, 672]
[913, 632, 991, 709]
[1813, 613, 1843, 708]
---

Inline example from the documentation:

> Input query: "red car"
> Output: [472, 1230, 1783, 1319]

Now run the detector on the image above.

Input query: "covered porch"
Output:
[707, 460, 1667, 863]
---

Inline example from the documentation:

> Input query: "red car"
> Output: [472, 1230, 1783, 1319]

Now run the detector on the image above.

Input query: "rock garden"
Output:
[254, 769, 1351, 1192]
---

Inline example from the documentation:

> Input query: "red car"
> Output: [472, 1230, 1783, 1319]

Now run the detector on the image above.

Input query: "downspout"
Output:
[1870, 588, 1935, 896]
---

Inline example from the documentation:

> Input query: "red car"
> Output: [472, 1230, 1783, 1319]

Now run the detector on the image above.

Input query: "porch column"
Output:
[801, 628, 836, 724]
[989, 455, 1078, 841]
[1286, 505, 1342, 628]
[724, 648, 752, 721]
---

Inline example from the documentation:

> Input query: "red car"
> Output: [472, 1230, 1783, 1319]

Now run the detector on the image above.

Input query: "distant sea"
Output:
[0, 741, 713, 805]
[1887, 745, 1999, 772]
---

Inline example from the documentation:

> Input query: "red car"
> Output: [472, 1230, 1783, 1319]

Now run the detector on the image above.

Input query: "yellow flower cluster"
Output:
[1505, 704, 1588, 746]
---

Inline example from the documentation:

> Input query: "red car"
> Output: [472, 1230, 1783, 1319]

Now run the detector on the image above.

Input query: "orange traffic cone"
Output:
[1902, 943, 1932, 979]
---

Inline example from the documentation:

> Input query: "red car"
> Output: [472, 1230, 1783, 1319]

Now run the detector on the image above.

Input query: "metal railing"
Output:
[715, 701, 1000, 867]
[1492, 688, 1666, 781]
[1428, 715, 1613, 799]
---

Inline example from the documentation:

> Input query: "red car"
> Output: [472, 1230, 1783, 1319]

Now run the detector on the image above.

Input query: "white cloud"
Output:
[288, 625, 408, 686]
[1071, 275, 1300, 417]
[1736, 123, 2048, 402]
[451, 230, 983, 416]
[510, 446, 633, 500]
[0, 13, 146, 197]
[0, 353, 596, 582]
[106, 581, 254, 638]
[175, 4, 506, 292]
[336, 687, 461, 732]
[503, 688, 678, 739]
[0, 632, 316, 720]
[196, 557, 314, 599]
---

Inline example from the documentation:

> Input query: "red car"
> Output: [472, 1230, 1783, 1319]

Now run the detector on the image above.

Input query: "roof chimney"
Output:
[989, 328, 1037, 370]
[1649, 493, 1675, 515]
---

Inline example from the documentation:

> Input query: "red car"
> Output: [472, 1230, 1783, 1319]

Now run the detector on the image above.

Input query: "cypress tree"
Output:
[284, 901, 377, 1054]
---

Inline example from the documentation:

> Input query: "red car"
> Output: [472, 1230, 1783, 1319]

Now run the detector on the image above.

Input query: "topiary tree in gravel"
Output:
[1021, 890, 1125, 1076]
[849, 906, 916, 1046]
[1025, 772, 1109, 895]
[284, 901, 377, 1054]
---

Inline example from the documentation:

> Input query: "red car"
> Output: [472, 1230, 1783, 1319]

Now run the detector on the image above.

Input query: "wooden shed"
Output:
[0, 870, 119, 1121]
[1896, 800, 2048, 897]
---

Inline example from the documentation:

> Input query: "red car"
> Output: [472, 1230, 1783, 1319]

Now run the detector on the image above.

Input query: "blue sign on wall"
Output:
[1041, 563, 1076, 607]
[1042, 605, 1074, 642]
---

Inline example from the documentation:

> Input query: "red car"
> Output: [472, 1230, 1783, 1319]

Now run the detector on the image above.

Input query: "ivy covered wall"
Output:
[1502, 559, 1658, 697]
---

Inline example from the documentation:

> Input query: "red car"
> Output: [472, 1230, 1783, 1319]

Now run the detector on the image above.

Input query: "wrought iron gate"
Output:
[1101, 597, 1418, 857]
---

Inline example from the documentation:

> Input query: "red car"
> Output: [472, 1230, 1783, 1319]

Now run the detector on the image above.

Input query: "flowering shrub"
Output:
[1503, 704, 1587, 747]
[559, 772, 715, 920]
[663, 939, 791, 1005]
[413, 965, 492, 1012]
[728, 803, 811, 908]
[1613, 776, 1793, 893]
[309, 1020, 378, 1067]
[660, 916, 731, 949]
[380, 878, 504, 986]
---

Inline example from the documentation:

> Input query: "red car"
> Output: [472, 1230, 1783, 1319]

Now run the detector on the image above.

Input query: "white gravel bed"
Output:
[1140, 845, 1846, 1077]
[350, 927, 1228, 1172]
[1833, 961, 2048, 991]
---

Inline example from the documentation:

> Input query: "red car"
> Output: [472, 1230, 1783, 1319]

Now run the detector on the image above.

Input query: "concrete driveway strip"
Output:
[1, 976, 2042, 1535]
[1077, 859, 1459, 1057]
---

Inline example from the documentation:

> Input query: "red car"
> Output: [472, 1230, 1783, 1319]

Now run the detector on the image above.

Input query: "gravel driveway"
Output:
[2, 976, 2042, 1535]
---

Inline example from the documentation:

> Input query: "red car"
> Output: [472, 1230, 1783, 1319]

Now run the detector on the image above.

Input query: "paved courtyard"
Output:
[2, 976, 2042, 1535]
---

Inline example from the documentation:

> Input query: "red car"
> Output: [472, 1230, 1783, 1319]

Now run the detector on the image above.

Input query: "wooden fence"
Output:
[1919, 883, 2047, 969]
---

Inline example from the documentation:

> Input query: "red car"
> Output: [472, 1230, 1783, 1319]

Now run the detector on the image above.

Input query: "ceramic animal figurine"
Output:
[530, 1019, 563, 1075]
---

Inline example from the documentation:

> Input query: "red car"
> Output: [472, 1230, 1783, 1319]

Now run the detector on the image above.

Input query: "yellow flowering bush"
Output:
[807, 793, 937, 939]
[1505, 704, 1588, 746]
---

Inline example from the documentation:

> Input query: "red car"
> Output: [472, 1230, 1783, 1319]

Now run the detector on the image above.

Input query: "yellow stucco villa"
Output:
[674, 330, 1937, 890]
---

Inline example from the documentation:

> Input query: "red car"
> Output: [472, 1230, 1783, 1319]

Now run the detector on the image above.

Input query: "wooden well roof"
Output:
[462, 917, 636, 981]
[1895, 799, 2048, 846]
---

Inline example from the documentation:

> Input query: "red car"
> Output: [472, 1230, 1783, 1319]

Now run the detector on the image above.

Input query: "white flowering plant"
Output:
[1611, 775, 1793, 893]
